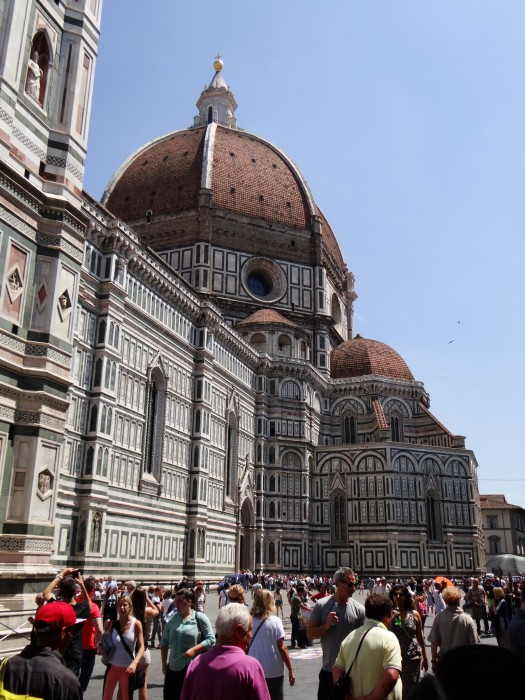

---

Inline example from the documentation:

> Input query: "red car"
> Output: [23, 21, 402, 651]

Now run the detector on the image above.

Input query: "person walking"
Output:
[130, 587, 160, 700]
[273, 587, 284, 620]
[307, 567, 365, 700]
[2, 601, 81, 700]
[464, 578, 489, 636]
[332, 594, 402, 700]
[428, 586, 478, 672]
[389, 584, 428, 698]
[248, 589, 295, 700]
[491, 587, 509, 647]
[160, 587, 214, 700]
[102, 595, 145, 700]
[180, 604, 270, 700]
[289, 584, 305, 649]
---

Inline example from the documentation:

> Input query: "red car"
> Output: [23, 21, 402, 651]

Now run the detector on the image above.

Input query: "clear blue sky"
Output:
[85, 1, 525, 508]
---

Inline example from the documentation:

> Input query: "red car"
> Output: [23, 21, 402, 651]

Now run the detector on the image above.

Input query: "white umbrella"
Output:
[485, 553, 525, 575]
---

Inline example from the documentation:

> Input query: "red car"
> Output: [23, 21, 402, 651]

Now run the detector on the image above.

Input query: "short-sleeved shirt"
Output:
[427, 606, 479, 658]
[290, 594, 302, 618]
[465, 586, 485, 606]
[181, 645, 270, 700]
[309, 595, 365, 671]
[160, 610, 215, 671]
[82, 600, 102, 650]
[334, 620, 402, 700]
[248, 615, 285, 678]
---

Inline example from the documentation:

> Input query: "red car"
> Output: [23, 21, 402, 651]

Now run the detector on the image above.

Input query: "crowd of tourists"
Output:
[0, 567, 524, 700]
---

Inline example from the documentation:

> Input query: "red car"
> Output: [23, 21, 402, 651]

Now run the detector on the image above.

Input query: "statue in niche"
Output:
[7, 270, 22, 294]
[38, 473, 51, 494]
[58, 292, 70, 310]
[25, 51, 42, 101]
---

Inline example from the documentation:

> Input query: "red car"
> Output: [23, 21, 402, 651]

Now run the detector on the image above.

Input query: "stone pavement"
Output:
[83, 589, 497, 700]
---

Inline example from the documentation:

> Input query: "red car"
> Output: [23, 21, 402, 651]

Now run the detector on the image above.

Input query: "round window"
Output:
[241, 257, 287, 303]
[247, 273, 271, 297]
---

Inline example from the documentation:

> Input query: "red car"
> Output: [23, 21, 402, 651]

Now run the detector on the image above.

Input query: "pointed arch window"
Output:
[89, 405, 98, 432]
[85, 446, 94, 475]
[390, 412, 403, 442]
[330, 490, 347, 544]
[143, 366, 167, 479]
[268, 541, 275, 564]
[225, 411, 238, 499]
[343, 415, 357, 444]
[97, 319, 107, 345]
[93, 358, 102, 387]
[77, 512, 87, 553]
[426, 493, 441, 542]
[198, 529, 206, 558]
[90, 511, 102, 552]
[269, 501, 276, 519]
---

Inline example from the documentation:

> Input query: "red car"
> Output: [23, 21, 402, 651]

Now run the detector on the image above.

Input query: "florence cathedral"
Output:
[0, 1, 484, 594]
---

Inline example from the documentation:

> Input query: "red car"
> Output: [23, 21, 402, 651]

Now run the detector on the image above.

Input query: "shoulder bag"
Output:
[329, 626, 373, 700]
[97, 623, 116, 666]
[246, 617, 267, 654]
[114, 620, 146, 691]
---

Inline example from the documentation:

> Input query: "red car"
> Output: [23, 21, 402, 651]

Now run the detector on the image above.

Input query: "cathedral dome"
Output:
[103, 125, 313, 230]
[101, 61, 346, 276]
[330, 335, 414, 381]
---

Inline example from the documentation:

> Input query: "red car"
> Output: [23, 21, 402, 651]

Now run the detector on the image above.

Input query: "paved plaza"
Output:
[84, 589, 497, 700]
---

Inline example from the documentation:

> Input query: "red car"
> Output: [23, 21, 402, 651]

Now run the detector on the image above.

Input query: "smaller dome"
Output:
[331, 335, 414, 381]
[235, 309, 297, 329]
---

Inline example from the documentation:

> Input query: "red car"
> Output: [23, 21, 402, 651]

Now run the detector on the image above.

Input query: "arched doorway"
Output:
[238, 499, 255, 571]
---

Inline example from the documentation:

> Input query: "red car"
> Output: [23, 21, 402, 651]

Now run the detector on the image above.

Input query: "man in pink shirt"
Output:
[181, 603, 270, 700]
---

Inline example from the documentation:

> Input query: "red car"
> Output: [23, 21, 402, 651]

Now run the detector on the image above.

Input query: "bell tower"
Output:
[0, 1, 102, 593]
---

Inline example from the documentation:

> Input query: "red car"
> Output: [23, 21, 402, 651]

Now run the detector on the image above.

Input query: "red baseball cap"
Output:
[34, 601, 77, 633]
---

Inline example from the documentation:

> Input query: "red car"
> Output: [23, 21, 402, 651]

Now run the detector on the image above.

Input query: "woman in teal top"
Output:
[160, 587, 214, 700]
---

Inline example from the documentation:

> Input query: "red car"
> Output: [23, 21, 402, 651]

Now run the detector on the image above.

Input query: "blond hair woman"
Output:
[103, 595, 145, 700]
[492, 587, 509, 646]
[249, 589, 295, 700]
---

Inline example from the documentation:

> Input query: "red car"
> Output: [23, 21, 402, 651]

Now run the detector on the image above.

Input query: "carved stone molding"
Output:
[0, 537, 52, 553]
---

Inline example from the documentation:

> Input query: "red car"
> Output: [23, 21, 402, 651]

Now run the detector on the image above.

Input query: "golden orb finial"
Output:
[213, 54, 223, 72]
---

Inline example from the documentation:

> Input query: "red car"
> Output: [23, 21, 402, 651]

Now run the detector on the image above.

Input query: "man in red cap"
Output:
[1, 601, 82, 699]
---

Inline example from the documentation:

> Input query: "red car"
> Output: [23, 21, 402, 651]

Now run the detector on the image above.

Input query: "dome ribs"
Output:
[212, 128, 310, 229]
[331, 336, 414, 381]
[105, 128, 206, 221]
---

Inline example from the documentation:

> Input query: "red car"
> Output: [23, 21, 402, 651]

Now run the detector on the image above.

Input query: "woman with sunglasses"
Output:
[389, 585, 428, 698]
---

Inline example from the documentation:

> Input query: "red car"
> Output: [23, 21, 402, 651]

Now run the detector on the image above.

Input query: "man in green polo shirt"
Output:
[333, 594, 402, 700]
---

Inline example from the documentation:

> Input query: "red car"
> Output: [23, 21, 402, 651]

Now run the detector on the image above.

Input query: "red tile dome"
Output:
[331, 335, 414, 381]
[102, 126, 314, 230]
[101, 123, 346, 277]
